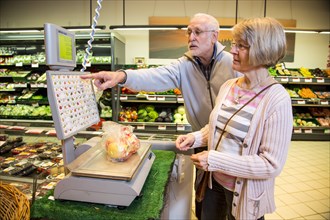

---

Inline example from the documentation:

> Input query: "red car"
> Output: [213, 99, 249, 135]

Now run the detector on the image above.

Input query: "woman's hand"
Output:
[175, 134, 195, 151]
[191, 151, 209, 171]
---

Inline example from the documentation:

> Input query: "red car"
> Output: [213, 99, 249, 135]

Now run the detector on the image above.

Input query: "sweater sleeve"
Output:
[190, 124, 210, 149]
[123, 60, 183, 92]
[207, 91, 293, 179]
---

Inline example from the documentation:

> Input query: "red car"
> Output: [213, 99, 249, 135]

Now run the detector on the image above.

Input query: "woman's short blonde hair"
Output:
[232, 17, 286, 67]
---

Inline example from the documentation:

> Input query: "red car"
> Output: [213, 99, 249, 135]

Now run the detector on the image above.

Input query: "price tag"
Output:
[137, 125, 145, 130]
[320, 100, 329, 105]
[32, 103, 39, 107]
[30, 83, 38, 88]
[14, 83, 27, 88]
[147, 95, 156, 101]
[120, 95, 128, 100]
[37, 83, 46, 88]
[25, 129, 44, 134]
[297, 100, 306, 104]
[15, 62, 23, 67]
[0, 125, 9, 129]
[31, 63, 39, 68]
[292, 78, 300, 82]
[158, 125, 166, 130]
[316, 78, 325, 83]
[9, 126, 26, 130]
[157, 96, 165, 101]
[304, 78, 312, 83]
[324, 129, 330, 134]
[293, 128, 302, 133]
[304, 129, 313, 134]
[177, 125, 185, 131]
[280, 77, 289, 82]
[177, 96, 184, 102]
[86, 62, 91, 67]
[46, 130, 57, 136]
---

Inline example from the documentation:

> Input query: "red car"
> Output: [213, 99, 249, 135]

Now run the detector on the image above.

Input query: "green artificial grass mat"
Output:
[31, 150, 175, 220]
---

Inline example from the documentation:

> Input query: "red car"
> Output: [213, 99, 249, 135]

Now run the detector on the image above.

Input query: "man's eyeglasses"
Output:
[185, 29, 215, 37]
[231, 42, 250, 51]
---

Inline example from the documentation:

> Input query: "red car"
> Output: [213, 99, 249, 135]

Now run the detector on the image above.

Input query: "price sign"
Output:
[316, 78, 325, 83]
[30, 83, 38, 88]
[86, 62, 91, 67]
[46, 130, 57, 136]
[280, 77, 289, 82]
[120, 95, 128, 100]
[25, 129, 44, 134]
[137, 125, 145, 130]
[293, 128, 302, 133]
[37, 83, 46, 88]
[292, 78, 300, 82]
[14, 83, 27, 88]
[157, 96, 165, 101]
[32, 103, 39, 107]
[177, 125, 185, 131]
[304, 78, 312, 83]
[147, 95, 156, 101]
[320, 101, 329, 105]
[158, 125, 166, 130]
[31, 63, 39, 68]
[177, 96, 184, 102]
[304, 129, 313, 134]
[15, 62, 23, 67]
[297, 100, 306, 105]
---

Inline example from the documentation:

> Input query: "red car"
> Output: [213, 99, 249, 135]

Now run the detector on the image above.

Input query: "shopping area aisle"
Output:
[190, 141, 330, 220]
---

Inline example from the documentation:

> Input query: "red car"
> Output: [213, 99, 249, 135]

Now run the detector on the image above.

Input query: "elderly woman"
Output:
[176, 17, 293, 220]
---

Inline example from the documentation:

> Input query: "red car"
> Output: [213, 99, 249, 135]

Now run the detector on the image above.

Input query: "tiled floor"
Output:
[190, 141, 330, 220]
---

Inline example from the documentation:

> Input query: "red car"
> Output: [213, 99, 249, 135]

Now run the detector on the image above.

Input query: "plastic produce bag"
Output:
[101, 121, 140, 162]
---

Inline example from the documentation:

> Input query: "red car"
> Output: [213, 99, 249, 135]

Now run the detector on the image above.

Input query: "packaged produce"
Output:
[101, 121, 140, 162]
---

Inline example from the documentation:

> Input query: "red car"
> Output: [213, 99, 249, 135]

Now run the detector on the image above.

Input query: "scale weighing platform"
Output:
[44, 23, 155, 207]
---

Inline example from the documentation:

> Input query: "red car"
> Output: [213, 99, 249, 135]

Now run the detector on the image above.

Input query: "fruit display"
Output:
[311, 68, 328, 77]
[155, 108, 173, 123]
[294, 112, 313, 119]
[0, 136, 64, 177]
[299, 67, 313, 78]
[0, 104, 52, 118]
[173, 105, 188, 124]
[314, 91, 330, 99]
[136, 104, 159, 122]
[309, 108, 330, 117]
[316, 117, 330, 126]
[100, 106, 112, 118]
[293, 118, 319, 127]
[275, 63, 290, 76]
[286, 88, 300, 98]
[297, 87, 317, 99]
[119, 106, 138, 122]
[121, 87, 137, 94]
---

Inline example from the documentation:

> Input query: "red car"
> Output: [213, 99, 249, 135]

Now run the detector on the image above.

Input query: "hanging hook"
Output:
[235, 0, 238, 24]
[123, 0, 126, 26]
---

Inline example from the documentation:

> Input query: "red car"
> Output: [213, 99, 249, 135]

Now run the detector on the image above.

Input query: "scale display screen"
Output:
[58, 32, 73, 61]
[44, 23, 76, 69]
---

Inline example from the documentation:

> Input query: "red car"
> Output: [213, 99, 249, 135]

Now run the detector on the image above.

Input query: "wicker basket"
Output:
[0, 182, 30, 220]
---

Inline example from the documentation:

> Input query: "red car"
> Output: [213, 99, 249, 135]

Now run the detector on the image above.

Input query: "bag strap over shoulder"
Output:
[214, 82, 278, 150]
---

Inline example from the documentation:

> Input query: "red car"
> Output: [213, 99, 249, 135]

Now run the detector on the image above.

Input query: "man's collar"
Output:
[194, 44, 217, 64]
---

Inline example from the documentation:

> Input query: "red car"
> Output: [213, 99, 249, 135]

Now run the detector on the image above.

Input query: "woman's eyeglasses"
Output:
[231, 42, 250, 51]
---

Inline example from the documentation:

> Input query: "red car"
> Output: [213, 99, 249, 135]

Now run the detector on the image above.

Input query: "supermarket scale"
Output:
[44, 23, 155, 207]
